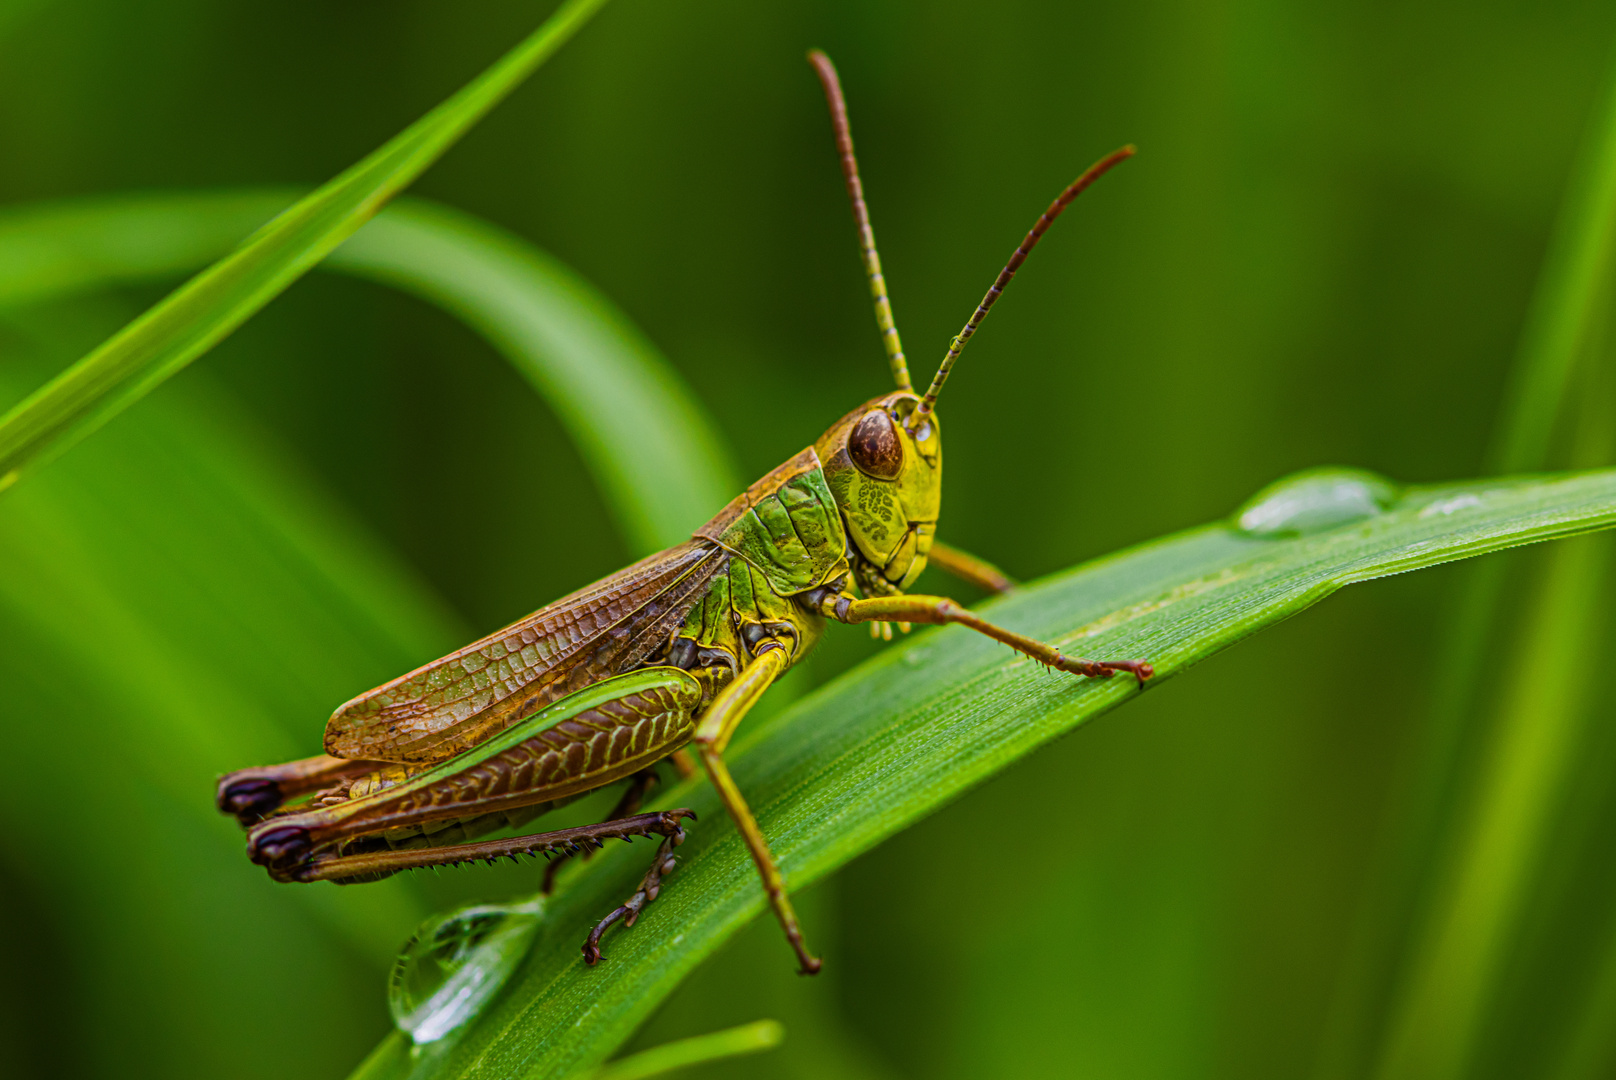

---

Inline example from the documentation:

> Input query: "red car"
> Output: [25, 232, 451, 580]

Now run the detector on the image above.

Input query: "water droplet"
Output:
[1235, 468, 1400, 538]
[389, 897, 544, 1044]
[1417, 493, 1483, 518]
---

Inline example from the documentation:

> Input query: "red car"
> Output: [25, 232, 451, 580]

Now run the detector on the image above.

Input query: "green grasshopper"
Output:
[217, 51, 1151, 975]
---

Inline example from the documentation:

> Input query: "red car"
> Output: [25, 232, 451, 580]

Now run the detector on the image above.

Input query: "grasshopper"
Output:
[217, 52, 1151, 975]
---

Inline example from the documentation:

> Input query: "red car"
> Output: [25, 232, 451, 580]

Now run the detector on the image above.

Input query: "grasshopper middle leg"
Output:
[582, 827, 683, 964]
[926, 540, 1017, 594]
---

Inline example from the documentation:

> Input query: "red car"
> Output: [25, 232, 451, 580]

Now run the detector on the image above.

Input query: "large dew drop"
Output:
[1235, 467, 1400, 538]
[389, 897, 545, 1044]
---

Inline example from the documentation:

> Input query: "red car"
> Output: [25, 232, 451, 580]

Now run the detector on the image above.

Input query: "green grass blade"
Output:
[1374, 533, 1613, 1080]
[1429, 40, 1616, 773]
[1430, 40, 1616, 783]
[0, 306, 462, 1076]
[1369, 282, 1616, 1075]
[0, 0, 609, 495]
[578, 1020, 784, 1080]
[1313, 46, 1616, 1080]
[0, 190, 738, 551]
[0, 191, 295, 306]
[1299, 42, 1616, 1080]
[1490, 48, 1616, 474]
[329, 201, 737, 551]
[1549, 907, 1616, 1079]
[341, 467, 1616, 1080]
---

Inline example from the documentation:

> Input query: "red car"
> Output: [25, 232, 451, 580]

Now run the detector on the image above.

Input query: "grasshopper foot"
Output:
[582, 819, 689, 965]
[248, 823, 312, 873]
[218, 776, 284, 825]
[1053, 654, 1155, 685]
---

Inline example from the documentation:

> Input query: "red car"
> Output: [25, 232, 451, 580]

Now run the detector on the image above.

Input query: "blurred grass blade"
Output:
[1374, 534, 1613, 1080]
[0, 303, 460, 1073]
[577, 1020, 784, 1080]
[1371, 288, 1616, 1076]
[1431, 37, 1616, 772]
[0, 0, 45, 42]
[1312, 40, 1616, 1080]
[0, 0, 609, 495]
[1490, 49, 1616, 474]
[1551, 907, 1616, 1079]
[1315, 46, 1616, 1080]
[0, 190, 738, 549]
[341, 467, 1616, 1080]
[331, 201, 736, 550]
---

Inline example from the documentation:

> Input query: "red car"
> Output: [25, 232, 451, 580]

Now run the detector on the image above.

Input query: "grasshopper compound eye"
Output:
[849, 409, 904, 479]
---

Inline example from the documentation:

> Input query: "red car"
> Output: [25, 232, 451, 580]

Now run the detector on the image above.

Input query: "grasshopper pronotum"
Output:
[217, 51, 1151, 975]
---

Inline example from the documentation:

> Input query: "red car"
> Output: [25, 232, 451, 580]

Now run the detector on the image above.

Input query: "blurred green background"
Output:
[2, 1, 1615, 1078]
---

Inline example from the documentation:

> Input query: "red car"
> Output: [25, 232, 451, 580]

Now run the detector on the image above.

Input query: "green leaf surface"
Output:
[0, 190, 738, 550]
[348, 468, 1616, 1080]
[0, 0, 608, 495]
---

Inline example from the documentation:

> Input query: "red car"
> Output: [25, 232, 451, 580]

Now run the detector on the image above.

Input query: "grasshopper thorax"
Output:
[816, 390, 940, 595]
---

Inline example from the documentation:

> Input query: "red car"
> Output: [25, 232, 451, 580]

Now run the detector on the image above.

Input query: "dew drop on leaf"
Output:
[389, 897, 545, 1044]
[1235, 468, 1401, 538]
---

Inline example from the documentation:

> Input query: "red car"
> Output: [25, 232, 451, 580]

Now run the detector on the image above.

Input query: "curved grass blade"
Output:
[345, 467, 1616, 1080]
[0, 190, 738, 551]
[0, 0, 610, 495]
[330, 201, 737, 551]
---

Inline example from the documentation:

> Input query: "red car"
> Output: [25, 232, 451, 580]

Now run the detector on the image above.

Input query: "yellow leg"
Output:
[838, 594, 1154, 683]
[926, 541, 1017, 594]
[691, 646, 820, 973]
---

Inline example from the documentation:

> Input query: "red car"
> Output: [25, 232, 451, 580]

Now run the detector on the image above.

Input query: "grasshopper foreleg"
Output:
[543, 768, 661, 895]
[834, 594, 1154, 684]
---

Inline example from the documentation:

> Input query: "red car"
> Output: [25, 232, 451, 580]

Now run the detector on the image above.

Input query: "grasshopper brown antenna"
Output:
[912, 144, 1136, 426]
[808, 49, 913, 392]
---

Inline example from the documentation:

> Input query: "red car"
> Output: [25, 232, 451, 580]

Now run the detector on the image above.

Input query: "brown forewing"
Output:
[323, 539, 728, 764]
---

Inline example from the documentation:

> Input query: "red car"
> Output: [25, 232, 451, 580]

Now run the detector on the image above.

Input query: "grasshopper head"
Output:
[803, 56, 1129, 595]
[801, 60, 1131, 598]
[816, 391, 940, 594]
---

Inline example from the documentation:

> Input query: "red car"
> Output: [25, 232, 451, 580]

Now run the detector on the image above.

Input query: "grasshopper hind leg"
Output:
[283, 809, 695, 883]
[216, 753, 380, 826]
[542, 768, 661, 895]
